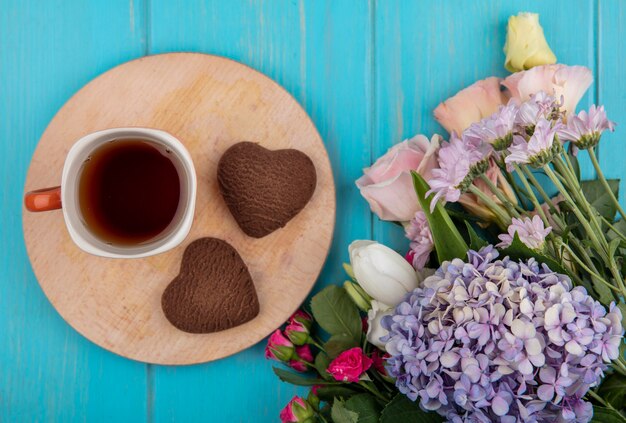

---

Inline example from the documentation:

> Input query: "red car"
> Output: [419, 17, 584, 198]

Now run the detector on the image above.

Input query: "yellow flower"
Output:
[504, 12, 557, 73]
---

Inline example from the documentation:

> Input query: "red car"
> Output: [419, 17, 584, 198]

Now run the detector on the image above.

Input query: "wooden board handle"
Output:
[24, 186, 62, 212]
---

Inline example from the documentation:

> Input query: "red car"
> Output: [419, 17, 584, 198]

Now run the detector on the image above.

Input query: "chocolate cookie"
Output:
[161, 238, 259, 334]
[217, 142, 317, 238]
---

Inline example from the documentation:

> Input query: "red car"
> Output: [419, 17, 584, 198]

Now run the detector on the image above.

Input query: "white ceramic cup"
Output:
[24, 127, 197, 258]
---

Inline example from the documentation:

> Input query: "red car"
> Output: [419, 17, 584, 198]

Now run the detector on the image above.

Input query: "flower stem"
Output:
[543, 166, 601, 246]
[468, 185, 510, 229]
[512, 165, 551, 228]
[587, 389, 615, 409]
[601, 216, 626, 242]
[588, 147, 626, 221]
[358, 381, 389, 402]
[561, 244, 620, 292]
[479, 174, 523, 217]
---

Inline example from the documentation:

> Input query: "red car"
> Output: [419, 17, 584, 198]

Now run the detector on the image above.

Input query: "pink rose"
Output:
[327, 347, 373, 383]
[356, 134, 440, 221]
[265, 330, 294, 362]
[279, 396, 314, 423]
[434, 77, 507, 135]
[502, 64, 592, 115]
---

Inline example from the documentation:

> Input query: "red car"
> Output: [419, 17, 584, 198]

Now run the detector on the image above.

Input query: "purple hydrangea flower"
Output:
[382, 246, 624, 423]
[497, 215, 552, 249]
[427, 135, 491, 208]
[405, 211, 434, 270]
[558, 105, 616, 150]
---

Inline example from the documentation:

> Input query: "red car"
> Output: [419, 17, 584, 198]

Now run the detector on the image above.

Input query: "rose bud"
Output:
[288, 345, 314, 372]
[327, 347, 373, 383]
[349, 240, 419, 307]
[344, 280, 371, 311]
[504, 12, 556, 72]
[265, 330, 295, 362]
[285, 321, 311, 346]
[289, 310, 313, 330]
[371, 350, 387, 374]
[307, 385, 321, 410]
[279, 396, 315, 423]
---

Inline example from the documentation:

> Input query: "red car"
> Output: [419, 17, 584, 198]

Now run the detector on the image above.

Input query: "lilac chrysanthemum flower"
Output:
[465, 103, 518, 151]
[505, 118, 562, 168]
[427, 135, 491, 208]
[383, 246, 623, 423]
[558, 105, 616, 150]
[497, 215, 552, 249]
[515, 91, 562, 129]
[405, 211, 434, 270]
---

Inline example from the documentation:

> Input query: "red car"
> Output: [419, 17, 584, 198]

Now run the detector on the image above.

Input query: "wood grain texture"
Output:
[23, 53, 335, 365]
[0, 0, 148, 421]
[2, 0, 624, 422]
[598, 0, 626, 210]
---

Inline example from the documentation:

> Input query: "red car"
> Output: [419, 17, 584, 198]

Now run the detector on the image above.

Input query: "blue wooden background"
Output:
[1, 0, 625, 421]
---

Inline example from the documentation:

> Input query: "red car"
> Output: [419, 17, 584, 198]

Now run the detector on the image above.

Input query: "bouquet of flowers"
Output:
[267, 12, 626, 423]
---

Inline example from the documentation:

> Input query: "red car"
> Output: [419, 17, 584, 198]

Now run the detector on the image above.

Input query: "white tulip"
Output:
[349, 240, 419, 306]
[367, 300, 393, 349]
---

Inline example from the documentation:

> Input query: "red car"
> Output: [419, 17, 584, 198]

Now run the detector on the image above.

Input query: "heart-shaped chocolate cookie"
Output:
[217, 142, 317, 238]
[161, 237, 259, 334]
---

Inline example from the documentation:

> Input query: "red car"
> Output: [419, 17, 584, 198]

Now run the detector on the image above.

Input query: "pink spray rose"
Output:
[327, 347, 373, 383]
[356, 134, 440, 221]
[288, 345, 314, 372]
[289, 310, 313, 329]
[371, 350, 390, 377]
[434, 77, 508, 135]
[265, 330, 294, 362]
[285, 321, 310, 346]
[502, 64, 592, 115]
[279, 396, 315, 423]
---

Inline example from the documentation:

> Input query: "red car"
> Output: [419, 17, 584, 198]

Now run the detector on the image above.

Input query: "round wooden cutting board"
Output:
[22, 53, 335, 365]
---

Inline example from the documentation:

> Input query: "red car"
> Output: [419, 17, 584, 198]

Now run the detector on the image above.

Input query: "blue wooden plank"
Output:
[148, 0, 373, 421]
[373, 0, 598, 252]
[0, 0, 148, 421]
[598, 0, 626, 210]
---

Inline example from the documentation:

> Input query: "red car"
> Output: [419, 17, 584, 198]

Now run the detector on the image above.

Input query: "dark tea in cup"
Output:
[78, 139, 182, 246]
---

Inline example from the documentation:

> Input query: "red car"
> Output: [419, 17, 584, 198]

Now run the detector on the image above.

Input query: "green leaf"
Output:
[315, 352, 333, 380]
[325, 333, 360, 358]
[331, 399, 359, 423]
[591, 405, 626, 423]
[380, 394, 444, 423]
[310, 285, 362, 340]
[465, 221, 488, 250]
[317, 385, 359, 402]
[582, 179, 620, 221]
[412, 171, 469, 262]
[608, 220, 626, 243]
[610, 238, 621, 258]
[345, 394, 383, 423]
[500, 233, 571, 277]
[272, 367, 327, 386]
[598, 374, 626, 409]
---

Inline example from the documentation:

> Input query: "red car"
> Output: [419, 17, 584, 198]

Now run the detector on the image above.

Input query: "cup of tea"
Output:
[24, 127, 197, 258]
